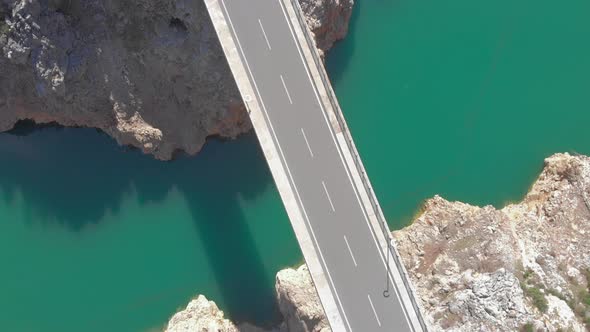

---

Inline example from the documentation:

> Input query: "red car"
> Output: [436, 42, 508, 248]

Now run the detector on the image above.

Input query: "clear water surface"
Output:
[327, 0, 590, 225]
[0, 127, 301, 331]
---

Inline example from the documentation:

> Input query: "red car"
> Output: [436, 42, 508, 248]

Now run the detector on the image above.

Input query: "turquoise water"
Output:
[0, 126, 301, 331]
[2, 0, 590, 330]
[327, 0, 590, 226]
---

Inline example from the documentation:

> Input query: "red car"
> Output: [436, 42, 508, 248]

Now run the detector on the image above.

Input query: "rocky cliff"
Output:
[167, 153, 590, 332]
[394, 153, 590, 331]
[0, 0, 353, 160]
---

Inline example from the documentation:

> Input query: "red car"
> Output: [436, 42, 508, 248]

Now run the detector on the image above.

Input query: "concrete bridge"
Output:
[205, 0, 428, 330]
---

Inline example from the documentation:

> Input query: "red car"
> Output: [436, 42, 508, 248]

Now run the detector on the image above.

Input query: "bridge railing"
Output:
[285, 1, 428, 331]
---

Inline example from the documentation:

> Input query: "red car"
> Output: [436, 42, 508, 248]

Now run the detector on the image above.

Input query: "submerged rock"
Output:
[0, 0, 353, 160]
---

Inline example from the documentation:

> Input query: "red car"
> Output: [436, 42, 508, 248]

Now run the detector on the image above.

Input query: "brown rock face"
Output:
[299, 0, 353, 56]
[0, 0, 353, 159]
[394, 153, 590, 331]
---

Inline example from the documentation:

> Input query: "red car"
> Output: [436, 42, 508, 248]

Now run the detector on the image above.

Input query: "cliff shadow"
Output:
[0, 121, 146, 228]
[0, 125, 282, 326]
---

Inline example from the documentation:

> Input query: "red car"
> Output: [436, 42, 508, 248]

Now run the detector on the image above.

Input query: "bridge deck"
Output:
[204, 0, 427, 330]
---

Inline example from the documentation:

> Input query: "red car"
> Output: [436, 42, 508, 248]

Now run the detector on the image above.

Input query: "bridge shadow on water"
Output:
[0, 121, 283, 327]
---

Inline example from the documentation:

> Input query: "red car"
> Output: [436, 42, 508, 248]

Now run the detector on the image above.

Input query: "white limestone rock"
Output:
[394, 153, 590, 331]
[276, 265, 330, 332]
[166, 295, 239, 332]
[166, 265, 329, 332]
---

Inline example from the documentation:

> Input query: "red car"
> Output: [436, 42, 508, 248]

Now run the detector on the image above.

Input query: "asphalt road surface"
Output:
[218, 0, 415, 330]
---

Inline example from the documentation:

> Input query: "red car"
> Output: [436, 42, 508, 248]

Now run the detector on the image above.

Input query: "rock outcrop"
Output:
[275, 265, 331, 332]
[166, 265, 329, 332]
[0, 0, 353, 160]
[166, 295, 243, 332]
[299, 0, 353, 57]
[394, 153, 590, 331]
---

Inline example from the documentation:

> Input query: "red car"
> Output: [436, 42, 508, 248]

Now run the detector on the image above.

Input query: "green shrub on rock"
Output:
[525, 286, 548, 313]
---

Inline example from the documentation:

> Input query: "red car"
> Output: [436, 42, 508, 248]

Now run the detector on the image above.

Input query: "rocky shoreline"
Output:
[0, 0, 352, 160]
[167, 153, 590, 331]
[395, 153, 590, 331]
[166, 265, 329, 332]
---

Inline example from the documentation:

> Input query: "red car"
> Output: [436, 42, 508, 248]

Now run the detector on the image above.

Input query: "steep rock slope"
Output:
[394, 153, 590, 331]
[0, 0, 353, 159]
